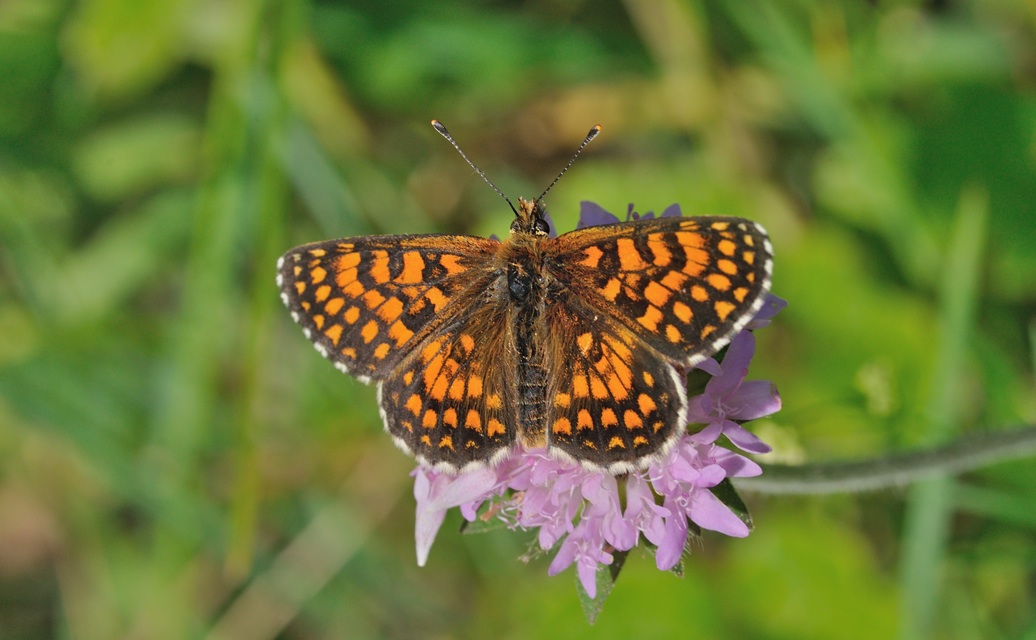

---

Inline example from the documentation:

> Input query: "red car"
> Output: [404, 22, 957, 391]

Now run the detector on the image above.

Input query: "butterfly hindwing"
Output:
[537, 299, 687, 472]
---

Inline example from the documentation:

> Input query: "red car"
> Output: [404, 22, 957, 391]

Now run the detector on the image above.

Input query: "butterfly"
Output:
[277, 122, 773, 474]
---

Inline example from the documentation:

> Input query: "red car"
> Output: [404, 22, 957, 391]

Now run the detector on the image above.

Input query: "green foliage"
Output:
[1, 0, 1034, 637]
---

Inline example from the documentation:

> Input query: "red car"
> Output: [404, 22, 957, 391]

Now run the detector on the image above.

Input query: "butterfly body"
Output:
[278, 198, 772, 474]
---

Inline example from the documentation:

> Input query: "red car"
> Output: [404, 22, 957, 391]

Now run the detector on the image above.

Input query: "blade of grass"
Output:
[898, 185, 988, 639]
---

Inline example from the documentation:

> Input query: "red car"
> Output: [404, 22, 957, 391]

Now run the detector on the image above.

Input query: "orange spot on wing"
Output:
[638, 394, 657, 415]
[572, 373, 590, 398]
[577, 332, 593, 354]
[589, 374, 609, 400]
[486, 393, 502, 410]
[377, 297, 404, 322]
[360, 320, 378, 343]
[555, 392, 571, 408]
[577, 409, 593, 430]
[294, 281, 306, 295]
[448, 377, 465, 401]
[464, 410, 482, 432]
[443, 408, 457, 428]
[422, 409, 437, 428]
[324, 324, 343, 346]
[578, 246, 603, 268]
[388, 320, 413, 346]
[362, 289, 385, 309]
[337, 252, 360, 270]
[552, 418, 572, 436]
[396, 252, 425, 284]
[660, 270, 687, 291]
[459, 333, 475, 353]
[637, 305, 664, 332]
[487, 419, 505, 437]
[673, 301, 693, 323]
[369, 252, 390, 283]
[648, 240, 672, 267]
[344, 306, 360, 324]
[665, 324, 681, 343]
[718, 239, 737, 256]
[341, 347, 356, 359]
[467, 374, 483, 399]
[714, 300, 736, 322]
[623, 410, 643, 430]
[438, 435, 454, 450]
[439, 254, 466, 275]
[406, 394, 422, 416]
[644, 281, 671, 307]
[607, 437, 625, 450]
[373, 343, 390, 359]
[707, 273, 731, 291]
[691, 285, 709, 302]
[425, 287, 447, 311]
[310, 266, 327, 284]
[601, 408, 618, 427]
[734, 287, 749, 303]
[313, 314, 325, 330]
[717, 259, 737, 275]
[675, 231, 705, 248]
[743, 251, 755, 265]
[601, 278, 621, 301]
[616, 238, 646, 271]
[324, 297, 345, 315]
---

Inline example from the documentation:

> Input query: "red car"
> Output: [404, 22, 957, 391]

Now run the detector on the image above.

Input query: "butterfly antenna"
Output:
[535, 124, 602, 206]
[431, 120, 518, 216]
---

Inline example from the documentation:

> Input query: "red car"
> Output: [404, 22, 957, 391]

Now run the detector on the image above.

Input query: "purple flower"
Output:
[406, 201, 782, 600]
[687, 331, 781, 454]
[413, 465, 498, 565]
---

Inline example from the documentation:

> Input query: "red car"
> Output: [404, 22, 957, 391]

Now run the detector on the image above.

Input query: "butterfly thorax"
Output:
[496, 199, 556, 447]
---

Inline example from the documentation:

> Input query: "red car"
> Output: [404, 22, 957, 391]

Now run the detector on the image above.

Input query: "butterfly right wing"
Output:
[277, 234, 499, 382]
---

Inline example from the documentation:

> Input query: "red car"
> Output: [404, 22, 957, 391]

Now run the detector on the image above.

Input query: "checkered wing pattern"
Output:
[278, 235, 521, 468]
[538, 300, 687, 472]
[277, 235, 498, 381]
[547, 216, 773, 369]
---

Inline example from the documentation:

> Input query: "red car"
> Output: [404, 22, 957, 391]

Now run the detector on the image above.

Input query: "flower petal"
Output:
[688, 490, 749, 538]
[655, 497, 689, 571]
[728, 380, 782, 421]
[708, 331, 755, 397]
[723, 423, 773, 454]
[660, 203, 683, 218]
[577, 201, 620, 228]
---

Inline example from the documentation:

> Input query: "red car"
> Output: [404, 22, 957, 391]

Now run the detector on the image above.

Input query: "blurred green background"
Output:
[1, 0, 1035, 638]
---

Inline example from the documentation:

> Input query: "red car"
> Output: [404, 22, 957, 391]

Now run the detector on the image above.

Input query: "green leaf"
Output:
[712, 478, 754, 531]
[577, 549, 629, 624]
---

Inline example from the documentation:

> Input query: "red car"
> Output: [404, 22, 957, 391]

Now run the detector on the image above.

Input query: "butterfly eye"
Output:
[509, 219, 522, 234]
[533, 218, 550, 236]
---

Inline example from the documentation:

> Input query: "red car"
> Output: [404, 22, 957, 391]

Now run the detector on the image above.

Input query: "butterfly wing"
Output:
[537, 216, 772, 469]
[536, 298, 688, 472]
[547, 216, 773, 369]
[278, 234, 518, 469]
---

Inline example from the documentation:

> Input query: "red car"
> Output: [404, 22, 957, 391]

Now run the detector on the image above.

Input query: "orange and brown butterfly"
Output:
[277, 121, 773, 474]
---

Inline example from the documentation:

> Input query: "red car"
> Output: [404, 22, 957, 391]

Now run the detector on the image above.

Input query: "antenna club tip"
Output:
[431, 119, 448, 133]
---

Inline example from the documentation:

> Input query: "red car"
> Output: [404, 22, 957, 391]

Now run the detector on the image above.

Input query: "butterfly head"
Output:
[511, 197, 551, 237]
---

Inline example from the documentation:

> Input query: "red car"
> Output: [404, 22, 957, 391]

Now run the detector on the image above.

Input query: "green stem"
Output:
[734, 425, 1036, 495]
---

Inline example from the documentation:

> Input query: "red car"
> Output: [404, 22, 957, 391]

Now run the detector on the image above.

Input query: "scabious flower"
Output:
[411, 202, 782, 600]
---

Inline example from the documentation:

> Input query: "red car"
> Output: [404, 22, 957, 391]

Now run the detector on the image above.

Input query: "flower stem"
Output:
[733, 425, 1036, 495]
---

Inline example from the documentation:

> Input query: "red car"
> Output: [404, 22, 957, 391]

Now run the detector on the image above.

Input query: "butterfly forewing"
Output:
[277, 235, 499, 381]
[547, 216, 773, 369]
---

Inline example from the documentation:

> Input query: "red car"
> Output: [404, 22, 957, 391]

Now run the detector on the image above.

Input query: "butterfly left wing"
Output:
[277, 234, 498, 382]
[278, 234, 523, 470]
